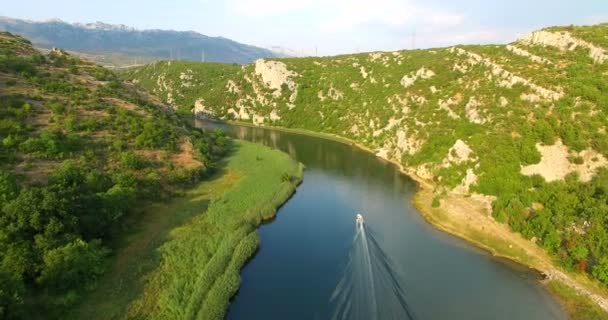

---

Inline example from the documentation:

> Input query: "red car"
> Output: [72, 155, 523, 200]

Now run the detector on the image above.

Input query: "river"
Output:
[197, 120, 566, 320]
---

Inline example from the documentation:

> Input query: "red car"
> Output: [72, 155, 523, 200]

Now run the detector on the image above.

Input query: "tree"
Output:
[593, 257, 608, 286]
[0, 171, 19, 203]
[37, 238, 109, 292]
[0, 267, 25, 320]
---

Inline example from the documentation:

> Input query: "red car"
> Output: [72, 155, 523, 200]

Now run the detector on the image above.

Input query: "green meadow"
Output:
[68, 140, 303, 320]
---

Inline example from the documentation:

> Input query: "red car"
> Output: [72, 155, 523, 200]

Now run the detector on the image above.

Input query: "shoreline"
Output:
[68, 140, 304, 320]
[206, 118, 608, 318]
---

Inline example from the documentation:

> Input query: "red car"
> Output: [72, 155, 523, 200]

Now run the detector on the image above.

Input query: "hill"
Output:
[0, 16, 279, 66]
[0, 31, 230, 318]
[125, 23, 608, 312]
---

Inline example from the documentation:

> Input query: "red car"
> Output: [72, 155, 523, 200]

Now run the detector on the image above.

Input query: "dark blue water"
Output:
[197, 121, 566, 320]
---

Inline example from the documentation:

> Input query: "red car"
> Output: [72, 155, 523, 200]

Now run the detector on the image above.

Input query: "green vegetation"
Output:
[431, 195, 440, 208]
[0, 32, 229, 318]
[548, 280, 608, 320]
[125, 22, 608, 301]
[65, 141, 303, 320]
[123, 141, 303, 320]
[124, 60, 241, 116]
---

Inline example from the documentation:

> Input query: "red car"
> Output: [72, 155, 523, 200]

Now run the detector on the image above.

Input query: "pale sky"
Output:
[1, 0, 607, 56]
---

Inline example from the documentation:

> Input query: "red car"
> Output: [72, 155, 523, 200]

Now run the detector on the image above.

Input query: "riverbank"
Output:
[67, 140, 303, 320]
[211, 119, 608, 319]
[412, 180, 608, 319]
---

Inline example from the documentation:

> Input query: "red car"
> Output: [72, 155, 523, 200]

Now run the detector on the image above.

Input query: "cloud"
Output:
[424, 29, 517, 48]
[223, 0, 315, 17]
[425, 12, 465, 27]
[224, 0, 464, 31]
[317, 0, 464, 32]
[584, 14, 608, 25]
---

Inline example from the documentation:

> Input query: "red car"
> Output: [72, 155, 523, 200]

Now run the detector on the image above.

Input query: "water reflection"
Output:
[196, 120, 566, 320]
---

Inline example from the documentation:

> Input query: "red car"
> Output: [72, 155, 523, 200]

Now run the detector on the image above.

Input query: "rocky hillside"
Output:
[125, 23, 608, 289]
[0, 16, 279, 66]
[0, 32, 227, 318]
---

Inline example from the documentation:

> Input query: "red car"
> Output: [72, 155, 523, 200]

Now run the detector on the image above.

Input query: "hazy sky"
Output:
[1, 0, 607, 55]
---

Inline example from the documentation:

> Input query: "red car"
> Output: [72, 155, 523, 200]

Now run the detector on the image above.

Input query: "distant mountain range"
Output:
[0, 16, 280, 66]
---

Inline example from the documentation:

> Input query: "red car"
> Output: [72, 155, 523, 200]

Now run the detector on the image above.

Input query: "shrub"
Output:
[119, 152, 149, 170]
[38, 238, 109, 292]
[432, 196, 440, 208]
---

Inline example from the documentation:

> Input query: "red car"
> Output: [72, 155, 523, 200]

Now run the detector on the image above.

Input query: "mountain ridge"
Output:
[0, 16, 280, 66]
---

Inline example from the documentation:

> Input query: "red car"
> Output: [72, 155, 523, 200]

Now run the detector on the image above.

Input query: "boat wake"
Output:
[329, 214, 417, 320]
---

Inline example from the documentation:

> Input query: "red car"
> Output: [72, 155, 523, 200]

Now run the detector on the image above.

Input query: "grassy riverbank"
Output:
[413, 183, 608, 320]
[547, 281, 608, 320]
[68, 140, 303, 320]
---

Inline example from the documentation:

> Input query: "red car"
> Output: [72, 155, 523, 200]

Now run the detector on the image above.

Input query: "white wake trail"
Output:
[330, 215, 417, 320]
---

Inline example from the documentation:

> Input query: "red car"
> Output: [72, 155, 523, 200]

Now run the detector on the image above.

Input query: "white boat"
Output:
[356, 213, 364, 227]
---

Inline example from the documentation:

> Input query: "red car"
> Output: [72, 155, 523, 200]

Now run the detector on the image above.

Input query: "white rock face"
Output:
[372, 117, 402, 137]
[179, 69, 194, 88]
[438, 95, 461, 120]
[319, 86, 344, 101]
[369, 52, 383, 62]
[317, 90, 326, 102]
[360, 66, 369, 79]
[521, 140, 608, 182]
[499, 96, 509, 107]
[394, 129, 422, 157]
[226, 80, 241, 94]
[506, 45, 551, 64]
[452, 62, 468, 74]
[227, 108, 238, 118]
[454, 168, 478, 194]
[252, 114, 265, 125]
[414, 164, 434, 180]
[464, 97, 487, 124]
[443, 139, 475, 167]
[375, 147, 389, 159]
[400, 67, 435, 88]
[521, 93, 541, 103]
[519, 30, 608, 64]
[156, 74, 171, 92]
[237, 107, 250, 120]
[254, 59, 298, 92]
[193, 98, 214, 118]
[454, 48, 563, 101]
[269, 110, 281, 121]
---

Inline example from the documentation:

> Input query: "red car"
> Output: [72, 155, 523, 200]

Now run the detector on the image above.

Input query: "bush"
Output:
[19, 130, 82, 159]
[432, 196, 441, 208]
[38, 238, 109, 292]
[0, 267, 25, 320]
[119, 152, 149, 170]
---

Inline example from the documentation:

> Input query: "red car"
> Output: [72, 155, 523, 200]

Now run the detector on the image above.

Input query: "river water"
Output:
[197, 120, 566, 320]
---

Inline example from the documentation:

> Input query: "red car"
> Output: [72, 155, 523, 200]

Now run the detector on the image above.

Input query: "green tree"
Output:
[0, 172, 19, 202]
[0, 267, 25, 320]
[37, 238, 109, 292]
[593, 257, 608, 286]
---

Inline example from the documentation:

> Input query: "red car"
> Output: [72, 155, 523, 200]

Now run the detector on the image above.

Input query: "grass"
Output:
[413, 185, 608, 319]
[67, 140, 303, 320]
[413, 187, 539, 268]
[547, 280, 608, 320]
